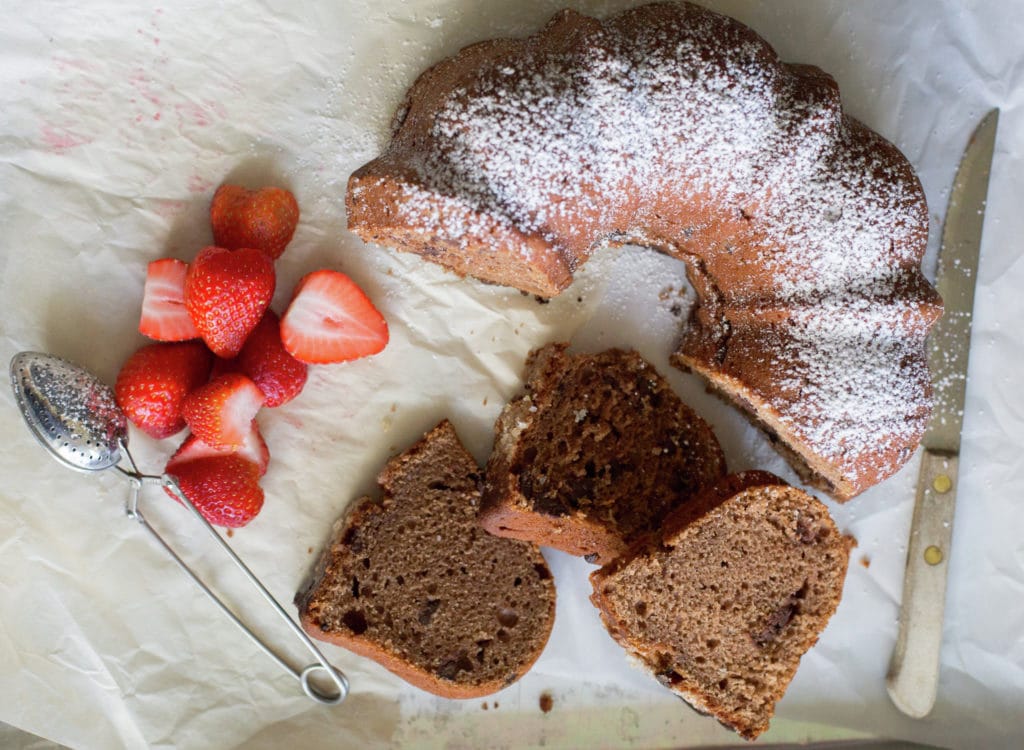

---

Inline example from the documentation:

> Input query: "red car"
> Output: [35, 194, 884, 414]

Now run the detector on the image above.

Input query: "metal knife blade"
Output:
[923, 109, 999, 454]
[887, 108, 999, 719]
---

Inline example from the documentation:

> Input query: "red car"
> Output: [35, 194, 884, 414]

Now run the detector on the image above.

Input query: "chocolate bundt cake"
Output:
[346, 2, 942, 500]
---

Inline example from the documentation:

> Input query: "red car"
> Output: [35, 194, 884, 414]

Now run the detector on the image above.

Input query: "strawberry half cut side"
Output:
[280, 269, 388, 365]
[181, 372, 265, 450]
[139, 258, 200, 342]
[167, 421, 270, 476]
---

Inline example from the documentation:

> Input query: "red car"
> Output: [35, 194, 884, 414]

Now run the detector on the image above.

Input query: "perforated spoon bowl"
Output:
[10, 351, 349, 705]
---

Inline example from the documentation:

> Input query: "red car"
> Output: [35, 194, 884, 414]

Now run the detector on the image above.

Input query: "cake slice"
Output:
[590, 473, 851, 739]
[295, 420, 556, 698]
[480, 343, 726, 565]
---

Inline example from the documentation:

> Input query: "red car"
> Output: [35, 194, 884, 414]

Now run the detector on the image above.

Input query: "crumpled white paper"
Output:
[1, 1, 1022, 748]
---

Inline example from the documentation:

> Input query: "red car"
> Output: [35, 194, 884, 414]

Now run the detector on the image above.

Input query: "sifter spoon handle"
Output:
[126, 474, 349, 705]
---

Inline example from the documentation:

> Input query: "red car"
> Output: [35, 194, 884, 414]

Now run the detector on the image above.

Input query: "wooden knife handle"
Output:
[886, 449, 959, 718]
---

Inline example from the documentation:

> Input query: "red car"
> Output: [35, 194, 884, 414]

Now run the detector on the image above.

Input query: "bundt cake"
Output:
[295, 420, 557, 698]
[346, 2, 942, 500]
[590, 471, 852, 739]
[481, 343, 726, 565]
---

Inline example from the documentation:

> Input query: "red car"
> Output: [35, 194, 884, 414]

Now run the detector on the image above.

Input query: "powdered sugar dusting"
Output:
[777, 301, 930, 479]
[358, 3, 938, 489]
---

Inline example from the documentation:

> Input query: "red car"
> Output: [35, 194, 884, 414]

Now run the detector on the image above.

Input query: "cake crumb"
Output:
[307, 546, 314, 555]
[860, 556, 871, 569]
[539, 692, 554, 713]
[481, 701, 488, 710]
[226, 529, 234, 538]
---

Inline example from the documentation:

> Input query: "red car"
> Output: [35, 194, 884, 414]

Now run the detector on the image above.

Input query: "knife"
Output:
[886, 108, 999, 719]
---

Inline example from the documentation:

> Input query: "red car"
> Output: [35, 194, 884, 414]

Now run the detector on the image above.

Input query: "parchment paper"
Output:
[1, 1, 1022, 748]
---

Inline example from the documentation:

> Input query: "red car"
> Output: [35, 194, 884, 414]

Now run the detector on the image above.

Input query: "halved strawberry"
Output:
[165, 455, 264, 528]
[181, 373, 265, 450]
[184, 246, 275, 358]
[167, 422, 270, 476]
[236, 310, 308, 407]
[210, 184, 300, 261]
[115, 341, 213, 439]
[139, 258, 199, 341]
[280, 269, 388, 364]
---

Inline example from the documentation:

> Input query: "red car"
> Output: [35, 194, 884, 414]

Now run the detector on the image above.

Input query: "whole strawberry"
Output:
[115, 341, 212, 439]
[165, 454, 264, 528]
[184, 245, 275, 358]
[236, 310, 308, 407]
[210, 184, 300, 261]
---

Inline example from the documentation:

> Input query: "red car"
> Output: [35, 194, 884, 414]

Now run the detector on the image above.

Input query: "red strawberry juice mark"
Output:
[174, 99, 226, 129]
[175, 101, 211, 127]
[129, 69, 162, 107]
[40, 124, 92, 153]
[188, 174, 214, 194]
[53, 57, 98, 73]
[153, 199, 187, 219]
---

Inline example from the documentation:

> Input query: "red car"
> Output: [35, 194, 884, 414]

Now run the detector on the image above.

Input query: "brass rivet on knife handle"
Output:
[886, 108, 999, 720]
[887, 450, 959, 718]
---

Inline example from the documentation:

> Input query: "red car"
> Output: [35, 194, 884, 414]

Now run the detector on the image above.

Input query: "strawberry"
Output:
[139, 258, 199, 341]
[236, 310, 308, 407]
[165, 455, 264, 528]
[184, 245, 275, 358]
[210, 184, 300, 261]
[209, 355, 242, 380]
[280, 269, 389, 364]
[167, 422, 270, 476]
[115, 341, 212, 439]
[181, 372, 265, 450]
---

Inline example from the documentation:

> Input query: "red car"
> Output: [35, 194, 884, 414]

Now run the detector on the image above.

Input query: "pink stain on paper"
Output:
[187, 174, 214, 194]
[153, 199, 187, 219]
[42, 8, 234, 158]
[40, 124, 92, 153]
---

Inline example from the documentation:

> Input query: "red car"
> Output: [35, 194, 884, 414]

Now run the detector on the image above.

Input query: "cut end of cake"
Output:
[590, 475, 851, 739]
[481, 343, 726, 564]
[296, 420, 557, 698]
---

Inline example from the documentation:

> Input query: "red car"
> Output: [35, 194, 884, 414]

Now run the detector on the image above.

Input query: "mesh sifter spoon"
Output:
[10, 351, 349, 705]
